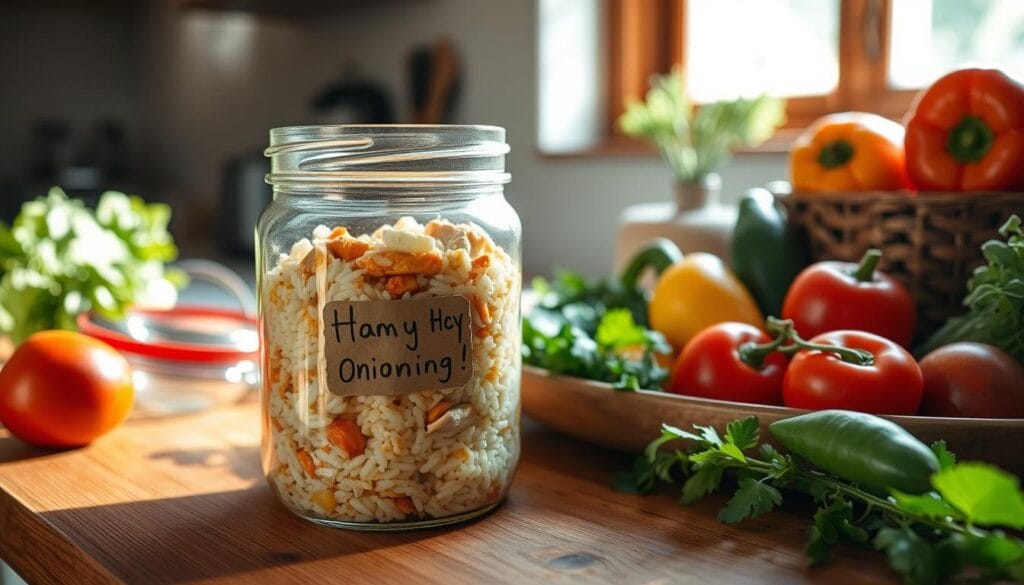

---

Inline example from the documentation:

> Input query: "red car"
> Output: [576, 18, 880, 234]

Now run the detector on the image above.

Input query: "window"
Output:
[889, 0, 1024, 89]
[683, 0, 840, 104]
[539, 0, 1024, 154]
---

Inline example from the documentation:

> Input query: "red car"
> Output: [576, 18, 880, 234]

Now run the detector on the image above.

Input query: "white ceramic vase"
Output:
[614, 173, 737, 274]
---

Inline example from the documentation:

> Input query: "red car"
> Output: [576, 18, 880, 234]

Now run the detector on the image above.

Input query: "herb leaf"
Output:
[522, 278, 670, 391]
[930, 441, 956, 470]
[891, 490, 962, 521]
[596, 309, 649, 349]
[719, 443, 747, 463]
[617, 67, 784, 182]
[932, 463, 1024, 528]
[805, 525, 831, 566]
[659, 423, 719, 448]
[681, 464, 724, 505]
[919, 214, 1024, 362]
[807, 498, 869, 565]
[718, 478, 781, 523]
[620, 414, 1024, 584]
[948, 532, 1024, 577]
[692, 424, 723, 447]
[646, 426, 685, 459]
[875, 527, 938, 585]
[725, 416, 760, 451]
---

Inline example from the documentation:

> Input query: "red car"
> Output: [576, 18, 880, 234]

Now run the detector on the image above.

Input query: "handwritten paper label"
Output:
[321, 296, 474, 397]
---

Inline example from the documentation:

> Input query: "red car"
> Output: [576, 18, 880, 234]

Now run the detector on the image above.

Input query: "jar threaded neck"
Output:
[265, 125, 510, 189]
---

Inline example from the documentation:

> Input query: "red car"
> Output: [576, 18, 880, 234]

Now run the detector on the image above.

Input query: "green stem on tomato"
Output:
[738, 318, 794, 369]
[738, 318, 789, 369]
[850, 249, 882, 283]
[764, 316, 793, 338]
[779, 336, 875, 367]
[741, 316, 875, 367]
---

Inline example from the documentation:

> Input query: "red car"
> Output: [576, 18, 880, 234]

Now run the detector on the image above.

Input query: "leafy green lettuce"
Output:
[0, 187, 184, 344]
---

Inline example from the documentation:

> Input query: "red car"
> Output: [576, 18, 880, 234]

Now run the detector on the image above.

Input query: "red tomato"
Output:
[668, 322, 788, 405]
[0, 331, 134, 448]
[919, 342, 1024, 418]
[783, 330, 923, 415]
[782, 251, 915, 348]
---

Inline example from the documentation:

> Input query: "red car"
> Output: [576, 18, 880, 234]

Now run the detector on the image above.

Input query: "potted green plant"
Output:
[615, 68, 786, 268]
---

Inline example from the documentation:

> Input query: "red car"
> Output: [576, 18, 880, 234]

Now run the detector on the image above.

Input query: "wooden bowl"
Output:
[521, 366, 1024, 475]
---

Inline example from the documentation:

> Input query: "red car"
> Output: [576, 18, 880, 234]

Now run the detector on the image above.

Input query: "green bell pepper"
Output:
[730, 188, 807, 317]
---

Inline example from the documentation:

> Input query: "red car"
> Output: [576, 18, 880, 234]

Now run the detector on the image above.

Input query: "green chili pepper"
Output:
[619, 238, 684, 286]
[730, 189, 808, 317]
[768, 410, 939, 495]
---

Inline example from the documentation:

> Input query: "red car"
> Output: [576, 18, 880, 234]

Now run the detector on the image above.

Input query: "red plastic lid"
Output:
[78, 306, 259, 364]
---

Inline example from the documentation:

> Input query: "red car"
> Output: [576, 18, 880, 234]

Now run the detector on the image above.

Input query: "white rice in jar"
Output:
[261, 216, 520, 524]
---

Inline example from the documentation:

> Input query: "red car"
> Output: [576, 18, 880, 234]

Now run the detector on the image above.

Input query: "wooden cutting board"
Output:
[0, 400, 899, 584]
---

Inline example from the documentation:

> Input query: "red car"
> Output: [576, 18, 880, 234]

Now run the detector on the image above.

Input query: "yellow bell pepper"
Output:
[648, 252, 763, 349]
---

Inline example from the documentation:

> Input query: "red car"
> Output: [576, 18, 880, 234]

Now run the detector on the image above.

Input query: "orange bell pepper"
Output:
[789, 113, 909, 192]
[905, 68, 1024, 192]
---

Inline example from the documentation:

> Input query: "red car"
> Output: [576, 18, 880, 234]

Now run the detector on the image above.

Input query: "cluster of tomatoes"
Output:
[665, 251, 1024, 418]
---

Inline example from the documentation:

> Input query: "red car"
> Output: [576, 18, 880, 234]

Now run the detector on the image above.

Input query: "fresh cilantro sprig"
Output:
[616, 418, 1024, 584]
[523, 307, 670, 391]
[523, 271, 670, 391]
[530, 271, 650, 332]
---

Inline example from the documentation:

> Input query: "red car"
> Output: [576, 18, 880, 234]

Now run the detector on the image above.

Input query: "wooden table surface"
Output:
[0, 401, 900, 585]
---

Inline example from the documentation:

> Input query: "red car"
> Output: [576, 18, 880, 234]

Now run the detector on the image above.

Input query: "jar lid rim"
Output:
[268, 124, 506, 147]
[270, 123, 505, 134]
[265, 124, 509, 187]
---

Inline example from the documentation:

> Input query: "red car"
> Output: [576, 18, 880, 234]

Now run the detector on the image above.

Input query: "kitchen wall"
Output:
[0, 0, 786, 277]
[301, 0, 787, 276]
[132, 3, 325, 210]
[0, 4, 139, 191]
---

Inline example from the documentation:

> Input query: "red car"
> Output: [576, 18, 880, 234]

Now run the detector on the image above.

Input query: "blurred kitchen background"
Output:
[2, 0, 1022, 278]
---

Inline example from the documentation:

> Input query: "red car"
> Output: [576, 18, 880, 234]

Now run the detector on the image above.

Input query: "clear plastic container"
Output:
[79, 261, 260, 417]
[257, 125, 521, 530]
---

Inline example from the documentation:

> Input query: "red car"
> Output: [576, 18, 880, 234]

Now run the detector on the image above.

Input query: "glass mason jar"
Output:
[257, 125, 521, 530]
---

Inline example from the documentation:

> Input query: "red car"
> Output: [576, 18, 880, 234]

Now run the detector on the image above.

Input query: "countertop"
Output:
[0, 401, 900, 584]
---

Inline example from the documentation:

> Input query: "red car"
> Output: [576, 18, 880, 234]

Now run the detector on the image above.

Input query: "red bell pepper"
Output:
[905, 68, 1024, 191]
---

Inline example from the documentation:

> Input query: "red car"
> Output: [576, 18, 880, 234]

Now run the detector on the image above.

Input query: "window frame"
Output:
[586, 0, 918, 156]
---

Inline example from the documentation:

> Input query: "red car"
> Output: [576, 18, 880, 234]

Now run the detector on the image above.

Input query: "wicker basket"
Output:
[778, 191, 1024, 339]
